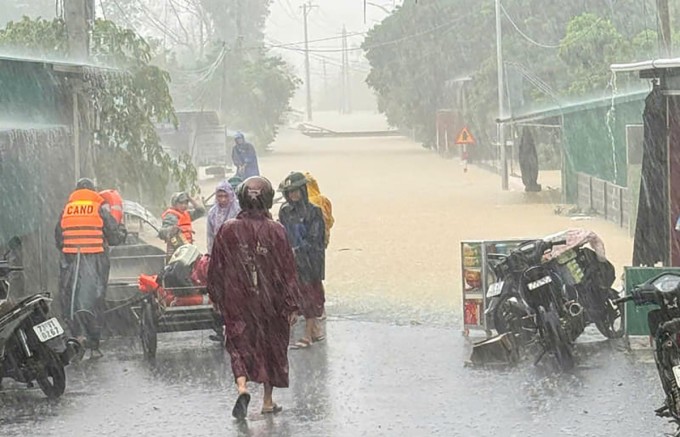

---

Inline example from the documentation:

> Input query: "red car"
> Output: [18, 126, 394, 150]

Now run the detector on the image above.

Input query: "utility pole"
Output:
[322, 58, 328, 102]
[495, 0, 508, 190]
[343, 26, 352, 114]
[302, 2, 316, 121]
[657, 0, 672, 57]
[64, 0, 94, 183]
[340, 27, 347, 114]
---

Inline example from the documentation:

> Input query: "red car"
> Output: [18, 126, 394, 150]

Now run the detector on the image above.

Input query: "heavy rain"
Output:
[0, 0, 679, 436]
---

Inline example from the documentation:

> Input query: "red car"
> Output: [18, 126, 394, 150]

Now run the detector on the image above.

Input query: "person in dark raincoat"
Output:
[278, 171, 326, 349]
[207, 176, 299, 420]
[206, 179, 241, 254]
[231, 132, 260, 179]
[55, 178, 126, 353]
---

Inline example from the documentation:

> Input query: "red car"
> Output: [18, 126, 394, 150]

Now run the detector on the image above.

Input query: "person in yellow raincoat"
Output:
[305, 172, 334, 248]
[305, 172, 334, 321]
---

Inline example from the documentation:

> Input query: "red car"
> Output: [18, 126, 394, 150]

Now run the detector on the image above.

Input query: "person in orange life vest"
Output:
[55, 178, 126, 353]
[159, 192, 205, 259]
[99, 189, 124, 225]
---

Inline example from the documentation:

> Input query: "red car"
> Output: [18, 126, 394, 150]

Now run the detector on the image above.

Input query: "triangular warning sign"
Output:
[455, 126, 476, 145]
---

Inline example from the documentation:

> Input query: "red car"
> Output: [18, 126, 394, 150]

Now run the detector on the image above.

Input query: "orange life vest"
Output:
[161, 208, 194, 243]
[60, 189, 105, 254]
[99, 189, 124, 224]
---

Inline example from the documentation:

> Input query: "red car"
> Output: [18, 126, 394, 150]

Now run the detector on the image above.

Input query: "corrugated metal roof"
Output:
[611, 57, 680, 73]
[0, 54, 119, 74]
[497, 88, 650, 124]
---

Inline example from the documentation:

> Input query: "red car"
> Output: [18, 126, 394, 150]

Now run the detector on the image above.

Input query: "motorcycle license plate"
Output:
[527, 276, 552, 291]
[487, 281, 504, 298]
[32, 318, 64, 343]
[673, 365, 680, 388]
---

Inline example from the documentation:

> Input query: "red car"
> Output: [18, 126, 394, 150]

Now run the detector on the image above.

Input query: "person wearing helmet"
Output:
[278, 171, 326, 349]
[55, 178, 127, 356]
[231, 132, 260, 179]
[208, 176, 299, 419]
[159, 192, 205, 260]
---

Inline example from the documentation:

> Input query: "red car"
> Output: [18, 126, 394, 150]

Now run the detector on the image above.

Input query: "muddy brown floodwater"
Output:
[189, 111, 633, 326]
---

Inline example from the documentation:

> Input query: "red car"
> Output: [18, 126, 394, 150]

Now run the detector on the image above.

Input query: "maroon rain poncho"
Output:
[207, 208, 299, 388]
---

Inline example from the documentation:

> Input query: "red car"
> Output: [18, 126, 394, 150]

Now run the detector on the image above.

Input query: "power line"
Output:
[267, 16, 465, 54]
[270, 32, 367, 49]
[499, 4, 561, 49]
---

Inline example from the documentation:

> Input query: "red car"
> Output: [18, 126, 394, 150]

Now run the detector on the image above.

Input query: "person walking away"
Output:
[159, 192, 205, 260]
[55, 178, 126, 355]
[207, 180, 241, 254]
[278, 172, 326, 349]
[305, 172, 334, 320]
[231, 132, 260, 179]
[208, 176, 299, 420]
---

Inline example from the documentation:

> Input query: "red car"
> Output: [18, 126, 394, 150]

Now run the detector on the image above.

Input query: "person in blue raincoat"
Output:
[231, 132, 260, 179]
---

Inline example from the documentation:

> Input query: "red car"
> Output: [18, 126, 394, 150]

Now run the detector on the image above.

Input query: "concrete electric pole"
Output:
[657, 0, 672, 57]
[302, 2, 316, 121]
[495, 0, 508, 190]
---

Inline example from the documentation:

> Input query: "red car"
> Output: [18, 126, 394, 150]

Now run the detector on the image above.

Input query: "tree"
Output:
[558, 14, 629, 95]
[0, 17, 197, 207]
[164, 0, 299, 151]
[363, 0, 660, 149]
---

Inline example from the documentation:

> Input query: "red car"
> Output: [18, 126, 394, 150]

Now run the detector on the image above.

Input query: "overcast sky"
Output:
[266, 0, 399, 78]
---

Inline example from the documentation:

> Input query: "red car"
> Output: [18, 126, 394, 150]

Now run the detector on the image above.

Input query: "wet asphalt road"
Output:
[0, 312, 674, 437]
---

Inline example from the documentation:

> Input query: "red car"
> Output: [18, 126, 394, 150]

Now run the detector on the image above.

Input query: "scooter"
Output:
[616, 273, 680, 435]
[0, 259, 80, 398]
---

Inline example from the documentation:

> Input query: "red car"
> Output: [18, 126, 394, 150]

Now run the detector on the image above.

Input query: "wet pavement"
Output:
[0, 313, 674, 436]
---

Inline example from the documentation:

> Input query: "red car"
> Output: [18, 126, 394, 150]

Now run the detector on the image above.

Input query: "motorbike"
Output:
[485, 238, 585, 370]
[0, 258, 80, 398]
[486, 231, 624, 346]
[616, 273, 680, 433]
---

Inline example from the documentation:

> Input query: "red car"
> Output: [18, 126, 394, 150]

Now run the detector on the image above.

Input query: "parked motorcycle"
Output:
[543, 229, 624, 339]
[0, 259, 80, 398]
[616, 273, 680, 433]
[486, 231, 624, 345]
[486, 238, 585, 370]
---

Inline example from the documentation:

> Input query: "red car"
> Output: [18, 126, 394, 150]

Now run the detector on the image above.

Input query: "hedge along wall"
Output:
[561, 98, 645, 203]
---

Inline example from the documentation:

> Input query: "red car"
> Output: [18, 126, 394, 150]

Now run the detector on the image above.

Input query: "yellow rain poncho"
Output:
[305, 172, 334, 247]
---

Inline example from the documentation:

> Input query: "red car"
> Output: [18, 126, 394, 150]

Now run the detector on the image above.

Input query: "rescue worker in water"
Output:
[159, 192, 206, 260]
[55, 178, 127, 355]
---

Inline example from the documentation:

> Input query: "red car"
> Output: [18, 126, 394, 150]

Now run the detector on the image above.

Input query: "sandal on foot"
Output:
[312, 335, 326, 342]
[261, 404, 283, 414]
[290, 338, 313, 349]
[232, 392, 251, 420]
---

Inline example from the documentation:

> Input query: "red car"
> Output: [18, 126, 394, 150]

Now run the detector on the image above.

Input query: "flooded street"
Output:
[1, 113, 667, 436]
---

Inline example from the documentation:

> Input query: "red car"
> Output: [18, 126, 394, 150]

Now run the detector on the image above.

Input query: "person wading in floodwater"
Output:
[208, 176, 300, 420]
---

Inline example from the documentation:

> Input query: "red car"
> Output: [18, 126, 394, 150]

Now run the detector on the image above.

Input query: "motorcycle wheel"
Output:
[594, 288, 625, 339]
[493, 296, 535, 344]
[36, 345, 66, 399]
[139, 300, 157, 363]
[657, 337, 680, 419]
[542, 306, 575, 371]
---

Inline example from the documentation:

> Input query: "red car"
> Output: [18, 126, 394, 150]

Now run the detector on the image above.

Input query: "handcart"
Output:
[136, 275, 220, 362]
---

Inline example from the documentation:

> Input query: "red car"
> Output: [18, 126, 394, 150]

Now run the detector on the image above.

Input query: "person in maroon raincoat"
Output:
[207, 176, 299, 420]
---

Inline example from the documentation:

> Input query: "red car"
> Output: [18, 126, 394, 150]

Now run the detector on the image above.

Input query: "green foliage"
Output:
[0, 17, 197, 208]
[364, 0, 660, 148]
[558, 14, 628, 95]
[168, 0, 299, 151]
